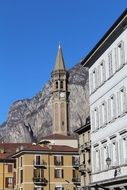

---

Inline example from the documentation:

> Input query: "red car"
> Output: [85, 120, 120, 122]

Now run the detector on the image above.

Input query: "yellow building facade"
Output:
[0, 159, 14, 190]
[12, 143, 80, 190]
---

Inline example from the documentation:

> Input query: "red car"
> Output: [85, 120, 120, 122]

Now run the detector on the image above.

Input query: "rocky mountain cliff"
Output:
[0, 64, 89, 142]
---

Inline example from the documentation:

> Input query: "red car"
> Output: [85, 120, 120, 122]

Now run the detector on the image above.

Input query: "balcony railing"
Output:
[84, 141, 91, 151]
[33, 177, 48, 186]
[72, 177, 81, 184]
[79, 164, 86, 172]
[33, 160, 47, 168]
[80, 141, 91, 152]
[79, 164, 91, 174]
[7, 184, 13, 188]
[80, 144, 85, 152]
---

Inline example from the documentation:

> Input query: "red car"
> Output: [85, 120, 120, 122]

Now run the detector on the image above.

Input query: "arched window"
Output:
[56, 81, 58, 89]
[60, 81, 63, 89]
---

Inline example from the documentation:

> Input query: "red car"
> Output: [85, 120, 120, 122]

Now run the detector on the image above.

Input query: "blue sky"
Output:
[0, 0, 126, 124]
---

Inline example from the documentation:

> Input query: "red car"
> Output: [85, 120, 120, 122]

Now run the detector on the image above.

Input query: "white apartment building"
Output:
[81, 9, 127, 189]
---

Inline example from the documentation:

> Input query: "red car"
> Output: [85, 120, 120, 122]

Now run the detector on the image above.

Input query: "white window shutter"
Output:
[117, 91, 120, 117]
[108, 99, 111, 122]
[90, 73, 93, 94]
[104, 101, 107, 124]
[119, 139, 123, 164]
[115, 141, 119, 166]
[123, 87, 126, 113]
[103, 61, 106, 82]
[120, 41, 125, 66]
[115, 47, 118, 71]
[113, 95, 116, 119]
[97, 65, 100, 86]
[99, 105, 102, 127]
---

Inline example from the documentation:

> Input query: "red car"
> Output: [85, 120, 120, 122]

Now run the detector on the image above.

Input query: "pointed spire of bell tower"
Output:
[51, 44, 69, 136]
[54, 43, 66, 71]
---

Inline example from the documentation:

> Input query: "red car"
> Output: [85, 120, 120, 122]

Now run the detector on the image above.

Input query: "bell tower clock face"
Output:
[60, 92, 65, 98]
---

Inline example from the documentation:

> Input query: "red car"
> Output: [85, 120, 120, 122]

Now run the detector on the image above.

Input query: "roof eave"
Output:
[81, 9, 127, 68]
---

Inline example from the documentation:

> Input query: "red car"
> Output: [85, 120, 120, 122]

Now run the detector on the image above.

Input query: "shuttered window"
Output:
[94, 107, 99, 129]
[100, 60, 106, 84]
[120, 87, 126, 114]
[111, 141, 119, 166]
[54, 169, 64, 178]
[92, 68, 97, 90]
[5, 177, 13, 188]
[118, 41, 125, 67]
[54, 156, 63, 166]
[108, 51, 113, 77]
[8, 164, 13, 172]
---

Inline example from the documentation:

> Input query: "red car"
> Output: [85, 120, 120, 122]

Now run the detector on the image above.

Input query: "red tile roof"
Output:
[0, 143, 79, 159]
[0, 143, 31, 159]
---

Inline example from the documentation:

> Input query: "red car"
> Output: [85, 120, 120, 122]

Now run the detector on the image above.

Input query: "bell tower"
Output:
[51, 44, 69, 136]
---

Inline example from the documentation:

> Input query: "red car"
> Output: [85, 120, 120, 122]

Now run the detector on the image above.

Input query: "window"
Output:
[60, 81, 63, 89]
[101, 144, 108, 170]
[120, 136, 127, 164]
[108, 51, 113, 77]
[33, 168, 44, 179]
[94, 107, 99, 129]
[73, 169, 80, 180]
[54, 169, 64, 178]
[118, 41, 125, 67]
[95, 149, 100, 172]
[8, 164, 13, 172]
[34, 188, 44, 190]
[111, 141, 118, 166]
[20, 170, 23, 184]
[54, 156, 63, 166]
[5, 177, 13, 188]
[119, 87, 126, 115]
[56, 81, 58, 89]
[72, 156, 79, 166]
[93, 69, 97, 90]
[100, 60, 106, 84]
[100, 101, 107, 126]
[35, 155, 41, 165]
[55, 186, 64, 190]
[108, 95, 116, 121]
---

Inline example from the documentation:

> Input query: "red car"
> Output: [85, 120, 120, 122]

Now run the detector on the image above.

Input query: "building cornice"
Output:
[81, 9, 127, 68]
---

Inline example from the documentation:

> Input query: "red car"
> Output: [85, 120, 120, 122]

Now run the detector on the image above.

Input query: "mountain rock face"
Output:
[0, 64, 89, 142]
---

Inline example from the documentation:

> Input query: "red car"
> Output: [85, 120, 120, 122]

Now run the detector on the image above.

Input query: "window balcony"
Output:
[79, 164, 86, 173]
[72, 177, 81, 185]
[80, 144, 85, 152]
[33, 160, 47, 168]
[84, 141, 91, 151]
[7, 184, 13, 188]
[33, 177, 48, 186]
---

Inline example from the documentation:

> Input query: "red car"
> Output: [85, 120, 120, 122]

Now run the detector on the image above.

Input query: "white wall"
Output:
[89, 27, 127, 183]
